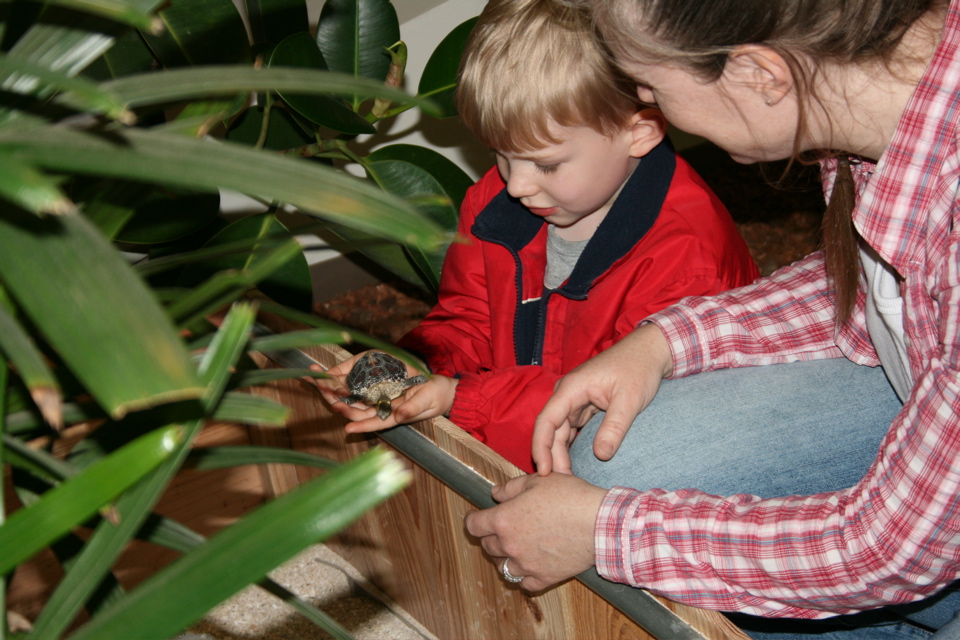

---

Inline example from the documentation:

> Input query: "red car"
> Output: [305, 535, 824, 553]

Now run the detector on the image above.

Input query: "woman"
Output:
[464, 0, 960, 637]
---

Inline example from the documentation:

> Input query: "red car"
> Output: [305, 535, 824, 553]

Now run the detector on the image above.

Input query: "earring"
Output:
[764, 97, 773, 106]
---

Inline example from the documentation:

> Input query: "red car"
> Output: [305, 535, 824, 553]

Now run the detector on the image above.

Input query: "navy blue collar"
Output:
[470, 138, 676, 298]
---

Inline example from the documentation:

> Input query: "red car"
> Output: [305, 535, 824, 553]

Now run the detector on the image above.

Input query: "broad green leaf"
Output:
[114, 188, 220, 245]
[83, 28, 159, 81]
[225, 104, 315, 151]
[0, 211, 204, 418]
[228, 367, 326, 390]
[70, 447, 411, 640]
[30, 0, 156, 30]
[28, 418, 207, 640]
[269, 32, 374, 134]
[178, 214, 312, 312]
[136, 515, 354, 640]
[0, 425, 182, 576]
[316, 0, 399, 109]
[196, 302, 257, 407]
[0, 52, 131, 121]
[74, 178, 154, 240]
[103, 66, 437, 115]
[0, 0, 166, 97]
[418, 16, 476, 118]
[3, 434, 76, 483]
[0, 125, 447, 248]
[4, 401, 105, 437]
[211, 391, 289, 427]
[0, 151, 71, 215]
[166, 94, 249, 137]
[185, 445, 337, 471]
[329, 145, 463, 293]
[368, 143, 472, 210]
[140, 0, 250, 68]
[0, 304, 61, 429]
[245, 0, 309, 47]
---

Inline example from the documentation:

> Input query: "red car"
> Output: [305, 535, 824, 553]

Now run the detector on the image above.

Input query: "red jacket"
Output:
[399, 141, 759, 472]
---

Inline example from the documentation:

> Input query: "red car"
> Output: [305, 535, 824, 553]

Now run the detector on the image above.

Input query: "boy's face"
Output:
[495, 120, 640, 241]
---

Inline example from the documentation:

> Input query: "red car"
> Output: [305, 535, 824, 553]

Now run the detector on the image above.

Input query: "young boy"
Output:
[317, 0, 759, 472]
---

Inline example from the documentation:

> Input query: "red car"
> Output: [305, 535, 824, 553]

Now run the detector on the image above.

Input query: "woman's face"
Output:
[621, 59, 801, 164]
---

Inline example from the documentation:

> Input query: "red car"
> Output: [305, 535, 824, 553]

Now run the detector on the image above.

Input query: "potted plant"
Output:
[0, 0, 475, 637]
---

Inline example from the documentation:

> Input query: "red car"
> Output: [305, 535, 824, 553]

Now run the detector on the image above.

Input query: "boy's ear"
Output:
[627, 108, 667, 158]
[722, 44, 793, 107]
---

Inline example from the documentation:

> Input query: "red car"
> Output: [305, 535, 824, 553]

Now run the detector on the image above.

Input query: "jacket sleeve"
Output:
[398, 170, 502, 378]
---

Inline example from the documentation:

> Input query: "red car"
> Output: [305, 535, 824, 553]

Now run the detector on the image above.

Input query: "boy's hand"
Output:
[309, 352, 457, 433]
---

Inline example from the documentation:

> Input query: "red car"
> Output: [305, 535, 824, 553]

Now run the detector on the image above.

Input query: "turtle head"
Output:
[375, 396, 393, 421]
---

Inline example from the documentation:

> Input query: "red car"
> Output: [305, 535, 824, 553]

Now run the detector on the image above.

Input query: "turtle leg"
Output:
[341, 394, 361, 406]
[404, 375, 429, 388]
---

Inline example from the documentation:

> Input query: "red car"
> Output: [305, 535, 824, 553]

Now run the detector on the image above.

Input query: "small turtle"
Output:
[341, 351, 428, 420]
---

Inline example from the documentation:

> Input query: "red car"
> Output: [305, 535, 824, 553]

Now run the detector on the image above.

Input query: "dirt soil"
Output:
[315, 146, 826, 344]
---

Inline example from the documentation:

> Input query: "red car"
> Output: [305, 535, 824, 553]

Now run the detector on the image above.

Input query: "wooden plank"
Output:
[252, 333, 748, 640]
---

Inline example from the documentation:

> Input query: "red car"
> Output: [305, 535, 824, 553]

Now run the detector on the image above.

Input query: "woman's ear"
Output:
[628, 107, 667, 158]
[722, 44, 794, 107]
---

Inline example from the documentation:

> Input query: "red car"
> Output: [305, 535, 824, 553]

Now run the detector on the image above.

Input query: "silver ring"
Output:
[501, 558, 524, 584]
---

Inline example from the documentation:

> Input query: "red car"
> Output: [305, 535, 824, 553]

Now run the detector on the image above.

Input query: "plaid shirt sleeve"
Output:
[647, 251, 878, 380]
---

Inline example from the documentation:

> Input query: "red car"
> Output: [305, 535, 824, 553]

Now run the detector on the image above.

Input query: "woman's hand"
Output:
[532, 323, 673, 474]
[463, 473, 607, 592]
[310, 352, 456, 433]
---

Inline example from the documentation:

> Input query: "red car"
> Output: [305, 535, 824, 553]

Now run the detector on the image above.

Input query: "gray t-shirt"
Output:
[544, 225, 589, 289]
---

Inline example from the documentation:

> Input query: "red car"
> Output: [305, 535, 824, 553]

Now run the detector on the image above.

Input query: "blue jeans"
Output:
[569, 358, 960, 639]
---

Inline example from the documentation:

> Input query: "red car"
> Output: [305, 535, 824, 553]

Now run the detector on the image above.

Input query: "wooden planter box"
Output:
[249, 330, 749, 640]
[6, 322, 748, 639]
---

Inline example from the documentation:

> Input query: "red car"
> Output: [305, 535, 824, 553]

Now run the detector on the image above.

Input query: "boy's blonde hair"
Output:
[456, 0, 643, 153]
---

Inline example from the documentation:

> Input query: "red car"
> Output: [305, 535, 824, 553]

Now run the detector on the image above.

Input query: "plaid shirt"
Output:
[595, 0, 960, 619]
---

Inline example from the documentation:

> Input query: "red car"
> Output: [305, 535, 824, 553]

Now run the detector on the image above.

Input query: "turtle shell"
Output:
[346, 351, 408, 393]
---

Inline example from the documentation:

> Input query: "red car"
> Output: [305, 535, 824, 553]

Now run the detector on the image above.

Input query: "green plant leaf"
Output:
[225, 104, 314, 151]
[316, 0, 400, 109]
[3, 0, 165, 80]
[211, 391, 289, 427]
[82, 28, 159, 81]
[197, 302, 258, 408]
[136, 515, 354, 640]
[69, 447, 411, 640]
[0, 424, 182, 576]
[140, 0, 250, 68]
[330, 144, 464, 293]
[368, 143, 473, 210]
[103, 65, 436, 114]
[31, 0, 157, 31]
[0, 150, 71, 215]
[185, 445, 338, 471]
[245, 0, 309, 47]
[269, 31, 374, 134]
[417, 16, 477, 118]
[0, 304, 62, 430]
[228, 367, 326, 390]
[0, 124, 447, 247]
[177, 214, 313, 312]
[0, 52, 131, 121]
[114, 188, 221, 245]
[0, 211, 204, 418]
